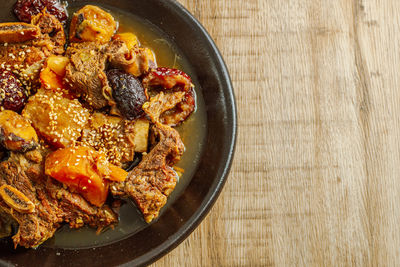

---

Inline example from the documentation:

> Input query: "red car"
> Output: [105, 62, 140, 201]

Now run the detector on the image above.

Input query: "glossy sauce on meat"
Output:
[47, 5, 207, 248]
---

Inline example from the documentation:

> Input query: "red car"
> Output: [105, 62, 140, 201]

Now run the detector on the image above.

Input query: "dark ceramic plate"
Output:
[0, 0, 236, 266]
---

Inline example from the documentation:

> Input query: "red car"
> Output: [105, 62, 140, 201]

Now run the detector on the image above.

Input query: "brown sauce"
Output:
[45, 4, 207, 249]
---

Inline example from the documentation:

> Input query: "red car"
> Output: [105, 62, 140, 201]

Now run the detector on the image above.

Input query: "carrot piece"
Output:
[45, 146, 128, 206]
[40, 67, 64, 91]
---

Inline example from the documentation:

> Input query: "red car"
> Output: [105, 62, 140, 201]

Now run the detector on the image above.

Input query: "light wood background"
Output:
[153, 0, 400, 266]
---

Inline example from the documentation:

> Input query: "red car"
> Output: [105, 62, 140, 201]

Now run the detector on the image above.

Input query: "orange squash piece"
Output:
[40, 67, 64, 91]
[45, 146, 128, 207]
[69, 5, 117, 44]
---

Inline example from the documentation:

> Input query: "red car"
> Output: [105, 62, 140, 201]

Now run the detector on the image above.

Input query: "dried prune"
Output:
[14, 0, 68, 24]
[107, 69, 147, 120]
[0, 70, 27, 112]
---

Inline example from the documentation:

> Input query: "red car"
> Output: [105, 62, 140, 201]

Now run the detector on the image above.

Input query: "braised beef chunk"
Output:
[0, 161, 117, 248]
[65, 42, 111, 109]
[106, 39, 156, 77]
[31, 11, 66, 54]
[0, 11, 66, 91]
[0, 161, 57, 248]
[142, 68, 196, 126]
[111, 123, 184, 223]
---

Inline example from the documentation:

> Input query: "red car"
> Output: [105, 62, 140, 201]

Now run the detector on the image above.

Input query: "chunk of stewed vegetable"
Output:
[69, 5, 117, 44]
[0, 110, 38, 152]
[45, 146, 128, 207]
[22, 90, 90, 148]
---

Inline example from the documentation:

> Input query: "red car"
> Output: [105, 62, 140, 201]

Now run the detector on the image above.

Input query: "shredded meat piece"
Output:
[111, 123, 184, 223]
[107, 43, 156, 77]
[0, 158, 118, 248]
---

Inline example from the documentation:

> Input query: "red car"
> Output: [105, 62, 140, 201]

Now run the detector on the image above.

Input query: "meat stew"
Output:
[0, 1, 206, 249]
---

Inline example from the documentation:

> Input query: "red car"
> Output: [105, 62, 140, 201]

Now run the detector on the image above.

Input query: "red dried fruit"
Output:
[0, 70, 28, 112]
[142, 67, 196, 126]
[142, 67, 192, 96]
[14, 0, 68, 24]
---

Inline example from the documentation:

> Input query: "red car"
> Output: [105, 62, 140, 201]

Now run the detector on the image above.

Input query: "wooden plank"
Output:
[152, 0, 400, 266]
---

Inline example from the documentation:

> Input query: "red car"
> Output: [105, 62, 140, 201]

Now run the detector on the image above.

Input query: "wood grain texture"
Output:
[152, 0, 400, 266]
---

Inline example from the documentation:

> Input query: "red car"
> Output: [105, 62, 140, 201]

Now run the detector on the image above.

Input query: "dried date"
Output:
[142, 67, 192, 95]
[14, 0, 68, 24]
[0, 70, 27, 112]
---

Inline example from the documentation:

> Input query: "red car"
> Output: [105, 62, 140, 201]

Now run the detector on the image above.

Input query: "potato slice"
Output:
[0, 110, 38, 152]
[69, 5, 117, 44]
[22, 90, 90, 148]
[131, 118, 150, 153]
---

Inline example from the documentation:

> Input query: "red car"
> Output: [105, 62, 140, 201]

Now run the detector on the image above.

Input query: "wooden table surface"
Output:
[152, 0, 400, 266]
